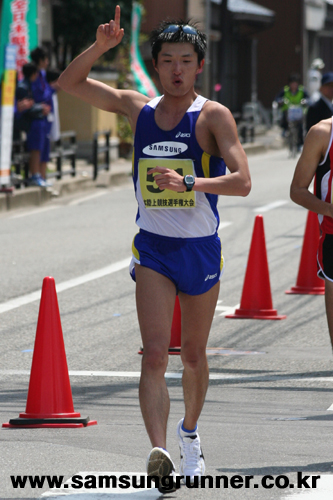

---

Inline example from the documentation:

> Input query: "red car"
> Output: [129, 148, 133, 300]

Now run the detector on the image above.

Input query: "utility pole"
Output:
[37, 0, 42, 45]
[219, 0, 228, 103]
[203, 0, 211, 98]
[302, 0, 307, 86]
[251, 38, 258, 103]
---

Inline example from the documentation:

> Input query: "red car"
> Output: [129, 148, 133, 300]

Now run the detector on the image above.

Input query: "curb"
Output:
[242, 142, 268, 156]
[6, 185, 53, 211]
[0, 162, 132, 214]
[0, 175, 94, 213]
[95, 169, 132, 188]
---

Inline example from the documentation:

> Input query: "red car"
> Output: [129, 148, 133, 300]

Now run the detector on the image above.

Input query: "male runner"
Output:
[290, 119, 333, 350]
[58, 6, 251, 488]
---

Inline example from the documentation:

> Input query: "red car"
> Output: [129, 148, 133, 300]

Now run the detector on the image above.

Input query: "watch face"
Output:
[184, 175, 195, 190]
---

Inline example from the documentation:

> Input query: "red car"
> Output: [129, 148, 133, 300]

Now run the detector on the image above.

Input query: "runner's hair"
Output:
[150, 20, 207, 64]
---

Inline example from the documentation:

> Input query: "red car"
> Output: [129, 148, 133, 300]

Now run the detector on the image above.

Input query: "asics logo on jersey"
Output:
[142, 141, 188, 157]
[176, 131, 191, 138]
[205, 273, 218, 281]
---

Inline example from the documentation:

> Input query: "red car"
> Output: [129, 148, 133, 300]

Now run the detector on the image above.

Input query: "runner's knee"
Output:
[142, 346, 169, 373]
[181, 344, 207, 371]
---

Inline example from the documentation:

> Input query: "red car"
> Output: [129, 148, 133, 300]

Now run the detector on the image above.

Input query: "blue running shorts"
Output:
[130, 229, 224, 295]
[26, 119, 50, 162]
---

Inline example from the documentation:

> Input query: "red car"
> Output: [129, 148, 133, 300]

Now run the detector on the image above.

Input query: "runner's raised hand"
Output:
[96, 5, 124, 52]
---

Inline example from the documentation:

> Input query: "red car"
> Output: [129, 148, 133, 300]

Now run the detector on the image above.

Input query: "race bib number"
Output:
[139, 158, 196, 209]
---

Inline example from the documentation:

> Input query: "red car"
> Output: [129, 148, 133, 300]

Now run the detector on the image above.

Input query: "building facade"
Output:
[2, 0, 333, 121]
[140, 0, 333, 114]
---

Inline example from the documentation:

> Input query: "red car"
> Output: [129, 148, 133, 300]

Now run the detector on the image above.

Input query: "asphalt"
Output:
[0, 126, 284, 213]
[2, 139, 331, 500]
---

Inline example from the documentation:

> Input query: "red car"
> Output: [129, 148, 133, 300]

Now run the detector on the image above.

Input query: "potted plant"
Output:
[117, 114, 133, 158]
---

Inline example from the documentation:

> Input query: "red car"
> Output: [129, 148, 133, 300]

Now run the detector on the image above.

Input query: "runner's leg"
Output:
[135, 264, 177, 449]
[179, 281, 220, 429]
[325, 279, 333, 349]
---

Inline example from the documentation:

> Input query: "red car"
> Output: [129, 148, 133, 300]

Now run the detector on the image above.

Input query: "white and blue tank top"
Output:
[132, 95, 226, 238]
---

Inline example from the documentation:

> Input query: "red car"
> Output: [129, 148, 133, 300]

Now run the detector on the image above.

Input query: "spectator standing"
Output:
[14, 62, 48, 141]
[306, 72, 333, 132]
[46, 69, 62, 143]
[27, 47, 55, 187]
[307, 58, 325, 104]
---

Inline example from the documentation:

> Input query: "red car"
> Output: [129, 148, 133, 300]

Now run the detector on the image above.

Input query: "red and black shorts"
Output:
[318, 232, 333, 282]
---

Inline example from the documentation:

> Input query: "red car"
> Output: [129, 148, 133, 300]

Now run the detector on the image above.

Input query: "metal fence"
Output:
[11, 130, 77, 187]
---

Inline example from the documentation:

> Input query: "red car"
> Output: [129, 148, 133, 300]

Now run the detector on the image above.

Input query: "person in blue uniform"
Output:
[58, 6, 251, 490]
[13, 63, 46, 141]
[27, 47, 55, 186]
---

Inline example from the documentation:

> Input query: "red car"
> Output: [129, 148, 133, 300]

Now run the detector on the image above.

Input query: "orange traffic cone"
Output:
[285, 211, 325, 295]
[3, 277, 97, 428]
[226, 215, 286, 320]
[138, 296, 182, 355]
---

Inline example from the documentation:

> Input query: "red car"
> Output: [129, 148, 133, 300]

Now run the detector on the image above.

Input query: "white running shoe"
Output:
[146, 447, 178, 493]
[177, 418, 205, 484]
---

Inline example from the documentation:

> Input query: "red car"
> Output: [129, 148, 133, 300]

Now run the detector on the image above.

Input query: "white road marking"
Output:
[254, 200, 288, 213]
[42, 471, 160, 498]
[281, 474, 333, 499]
[10, 205, 60, 219]
[9, 190, 108, 219]
[215, 303, 239, 316]
[0, 264, 234, 317]
[2, 369, 333, 384]
[68, 191, 108, 206]
[0, 258, 131, 314]
[40, 472, 333, 499]
[327, 403, 333, 411]
[218, 221, 232, 230]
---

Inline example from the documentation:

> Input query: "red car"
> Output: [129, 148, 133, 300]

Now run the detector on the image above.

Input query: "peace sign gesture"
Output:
[96, 5, 125, 52]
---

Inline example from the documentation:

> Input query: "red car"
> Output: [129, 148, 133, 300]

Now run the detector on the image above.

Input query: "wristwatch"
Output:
[183, 175, 195, 192]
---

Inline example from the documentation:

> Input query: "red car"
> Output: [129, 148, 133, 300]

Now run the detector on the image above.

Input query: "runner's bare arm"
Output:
[58, 5, 148, 119]
[203, 103, 251, 196]
[148, 103, 251, 196]
[290, 120, 333, 218]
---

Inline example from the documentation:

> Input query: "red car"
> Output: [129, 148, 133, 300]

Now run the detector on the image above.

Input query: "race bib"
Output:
[139, 158, 196, 209]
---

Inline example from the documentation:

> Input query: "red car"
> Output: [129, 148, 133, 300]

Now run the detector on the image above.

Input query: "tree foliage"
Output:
[52, 0, 134, 69]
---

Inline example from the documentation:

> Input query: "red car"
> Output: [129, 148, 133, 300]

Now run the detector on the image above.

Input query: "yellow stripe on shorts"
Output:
[220, 245, 224, 272]
[132, 234, 140, 261]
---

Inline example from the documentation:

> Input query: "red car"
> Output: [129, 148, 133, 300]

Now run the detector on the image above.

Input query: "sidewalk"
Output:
[0, 126, 284, 213]
[0, 157, 132, 213]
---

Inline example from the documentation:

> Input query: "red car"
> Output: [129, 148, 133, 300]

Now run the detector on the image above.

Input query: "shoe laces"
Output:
[182, 436, 202, 470]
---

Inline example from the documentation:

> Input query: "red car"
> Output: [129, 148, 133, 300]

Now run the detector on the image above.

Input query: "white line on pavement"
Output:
[253, 200, 288, 213]
[41, 472, 333, 499]
[42, 472, 160, 498]
[2, 369, 333, 385]
[10, 205, 60, 219]
[68, 191, 108, 206]
[9, 190, 108, 220]
[218, 221, 232, 230]
[0, 258, 131, 314]
[215, 303, 239, 316]
[281, 474, 333, 499]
